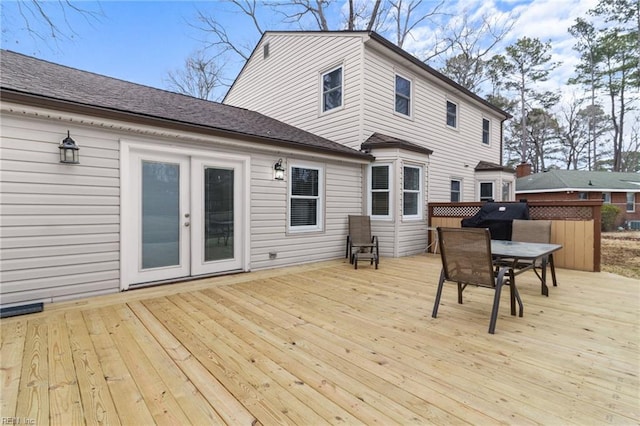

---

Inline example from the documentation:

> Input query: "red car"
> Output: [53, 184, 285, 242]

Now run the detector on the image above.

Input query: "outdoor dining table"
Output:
[491, 240, 563, 297]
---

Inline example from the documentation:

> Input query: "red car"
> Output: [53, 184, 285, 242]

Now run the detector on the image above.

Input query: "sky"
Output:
[1, 0, 599, 100]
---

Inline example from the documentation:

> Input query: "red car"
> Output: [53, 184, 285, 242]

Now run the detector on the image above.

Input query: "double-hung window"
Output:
[446, 100, 458, 128]
[370, 164, 391, 219]
[450, 180, 461, 202]
[322, 66, 342, 112]
[403, 165, 422, 219]
[479, 182, 494, 201]
[395, 74, 411, 116]
[482, 118, 490, 144]
[289, 164, 323, 232]
[627, 193, 635, 212]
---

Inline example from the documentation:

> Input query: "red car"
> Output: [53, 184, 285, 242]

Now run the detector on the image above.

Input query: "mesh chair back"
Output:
[437, 227, 495, 288]
[349, 215, 372, 245]
[511, 220, 552, 244]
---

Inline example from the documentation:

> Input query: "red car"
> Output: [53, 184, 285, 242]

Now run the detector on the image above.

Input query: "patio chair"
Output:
[432, 227, 523, 334]
[499, 219, 557, 290]
[346, 215, 379, 269]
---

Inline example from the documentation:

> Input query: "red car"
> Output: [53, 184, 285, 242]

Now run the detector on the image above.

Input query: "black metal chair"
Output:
[432, 227, 523, 334]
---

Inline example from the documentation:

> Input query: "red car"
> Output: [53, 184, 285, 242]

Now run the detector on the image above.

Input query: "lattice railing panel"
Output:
[432, 206, 481, 217]
[530, 206, 594, 220]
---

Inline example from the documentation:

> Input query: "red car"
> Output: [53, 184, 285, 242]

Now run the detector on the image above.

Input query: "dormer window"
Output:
[322, 66, 343, 112]
[395, 74, 411, 116]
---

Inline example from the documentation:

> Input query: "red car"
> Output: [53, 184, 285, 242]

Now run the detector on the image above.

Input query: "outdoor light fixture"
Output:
[59, 131, 79, 164]
[274, 158, 285, 180]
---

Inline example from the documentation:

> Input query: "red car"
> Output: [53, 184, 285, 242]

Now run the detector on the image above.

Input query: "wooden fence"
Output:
[428, 201, 603, 272]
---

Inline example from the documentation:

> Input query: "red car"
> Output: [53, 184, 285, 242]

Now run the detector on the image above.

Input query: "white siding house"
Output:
[225, 31, 515, 256]
[0, 50, 372, 308]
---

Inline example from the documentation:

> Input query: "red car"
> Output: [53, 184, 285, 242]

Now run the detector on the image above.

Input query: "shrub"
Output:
[601, 204, 621, 231]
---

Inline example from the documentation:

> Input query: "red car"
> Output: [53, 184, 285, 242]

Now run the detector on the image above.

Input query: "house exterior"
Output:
[0, 50, 376, 307]
[224, 31, 514, 256]
[515, 168, 640, 227]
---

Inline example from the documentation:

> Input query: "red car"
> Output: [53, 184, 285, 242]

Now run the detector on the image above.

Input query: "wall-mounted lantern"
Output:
[274, 158, 285, 180]
[59, 131, 79, 164]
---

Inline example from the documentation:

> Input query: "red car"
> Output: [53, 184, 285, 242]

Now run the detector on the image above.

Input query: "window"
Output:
[289, 164, 323, 232]
[446, 100, 457, 128]
[450, 180, 461, 202]
[322, 66, 342, 112]
[480, 182, 494, 201]
[395, 74, 411, 116]
[627, 193, 635, 212]
[578, 192, 588, 200]
[502, 182, 511, 201]
[403, 165, 422, 219]
[602, 192, 611, 203]
[370, 164, 391, 218]
[482, 118, 490, 144]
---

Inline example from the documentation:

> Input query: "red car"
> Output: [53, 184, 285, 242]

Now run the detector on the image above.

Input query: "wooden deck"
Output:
[1, 254, 638, 425]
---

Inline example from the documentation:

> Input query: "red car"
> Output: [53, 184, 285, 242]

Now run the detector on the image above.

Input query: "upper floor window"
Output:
[446, 100, 458, 128]
[482, 118, 490, 144]
[480, 182, 494, 201]
[395, 74, 411, 116]
[322, 66, 342, 112]
[403, 165, 422, 219]
[450, 180, 461, 202]
[370, 164, 391, 219]
[627, 192, 635, 212]
[289, 164, 323, 232]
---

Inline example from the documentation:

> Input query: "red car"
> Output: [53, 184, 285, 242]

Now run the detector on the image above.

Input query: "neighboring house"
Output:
[224, 31, 514, 256]
[0, 50, 374, 307]
[515, 168, 640, 226]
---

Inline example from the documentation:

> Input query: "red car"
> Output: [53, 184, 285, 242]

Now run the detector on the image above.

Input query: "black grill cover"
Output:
[461, 202, 530, 240]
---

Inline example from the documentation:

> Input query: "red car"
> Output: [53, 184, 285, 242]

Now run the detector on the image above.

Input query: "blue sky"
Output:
[1, 0, 597, 97]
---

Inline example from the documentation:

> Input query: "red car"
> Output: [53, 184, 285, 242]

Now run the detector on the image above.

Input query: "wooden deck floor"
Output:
[1, 254, 639, 425]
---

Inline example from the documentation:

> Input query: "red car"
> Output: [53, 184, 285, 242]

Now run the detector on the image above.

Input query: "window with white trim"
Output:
[482, 118, 490, 144]
[627, 192, 635, 212]
[450, 180, 461, 202]
[502, 182, 511, 201]
[370, 164, 391, 219]
[289, 164, 323, 232]
[395, 74, 411, 116]
[602, 192, 611, 203]
[322, 66, 342, 112]
[403, 165, 422, 219]
[479, 182, 494, 201]
[446, 100, 458, 128]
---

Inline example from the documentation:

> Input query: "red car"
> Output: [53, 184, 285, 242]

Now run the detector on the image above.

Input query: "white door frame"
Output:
[120, 139, 251, 291]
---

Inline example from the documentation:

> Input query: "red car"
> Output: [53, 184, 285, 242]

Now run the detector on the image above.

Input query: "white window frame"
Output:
[368, 163, 393, 220]
[450, 179, 462, 202]
[288, 162, 324, 233]
[479, 181, 494, 201]
[320, 65, 343, 113]
[482, 118, 491, 145]
[446, 99, 458, 129]
[602, 192, 611, 204]
[394, 73, 412, 118]
[501, 181, 512, 201]
[626, 192, 635, 212]
[402, 165, 423, 220]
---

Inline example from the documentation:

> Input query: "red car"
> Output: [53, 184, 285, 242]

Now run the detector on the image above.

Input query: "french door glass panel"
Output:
[204, 167, 234, 262]
[141, 161, 181, 269]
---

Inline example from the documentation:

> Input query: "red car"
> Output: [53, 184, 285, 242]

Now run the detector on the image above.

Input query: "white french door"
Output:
[124, 148, 245, 287]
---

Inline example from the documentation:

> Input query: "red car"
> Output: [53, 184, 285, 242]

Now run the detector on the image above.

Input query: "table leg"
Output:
[549, 254, 557, 287]
[541, 256, 549, 297]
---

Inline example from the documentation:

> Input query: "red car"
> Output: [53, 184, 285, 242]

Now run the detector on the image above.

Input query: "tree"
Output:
[166, 51, 226, 101]
[490, 37, 559, 164]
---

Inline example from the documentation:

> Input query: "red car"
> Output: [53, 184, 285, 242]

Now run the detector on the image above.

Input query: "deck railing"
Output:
[428, 200, 603, 272]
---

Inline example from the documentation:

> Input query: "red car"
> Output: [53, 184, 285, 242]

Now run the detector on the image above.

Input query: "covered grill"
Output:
[461, 202, 530, 240]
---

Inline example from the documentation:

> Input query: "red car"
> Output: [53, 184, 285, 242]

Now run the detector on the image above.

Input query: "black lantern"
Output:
[274, 158, 285, 180]
[59, 131, 79, 164]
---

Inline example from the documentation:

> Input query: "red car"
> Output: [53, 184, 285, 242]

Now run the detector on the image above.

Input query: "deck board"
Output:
[1, 254, 639, 425]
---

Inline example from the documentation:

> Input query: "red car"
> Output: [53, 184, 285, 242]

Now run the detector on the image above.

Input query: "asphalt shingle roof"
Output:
[361, 132, 433, 155]
[517, 170, 640, 192]
[0, 50, 371, 160]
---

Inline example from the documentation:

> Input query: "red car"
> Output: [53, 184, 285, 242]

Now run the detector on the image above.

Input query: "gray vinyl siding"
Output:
[250, 156, 363, 270]
[361, 47, 505, 202]
[1, 114, 121, 305]
[225, 33, 365, 149]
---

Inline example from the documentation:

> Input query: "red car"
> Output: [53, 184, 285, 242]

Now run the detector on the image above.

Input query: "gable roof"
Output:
[225, 31, 510, 121]
[475, 161, 514, 173]
[0, 50, 371, 161]
[516, 170, 640, 193]
[361, 132, 433, 155]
